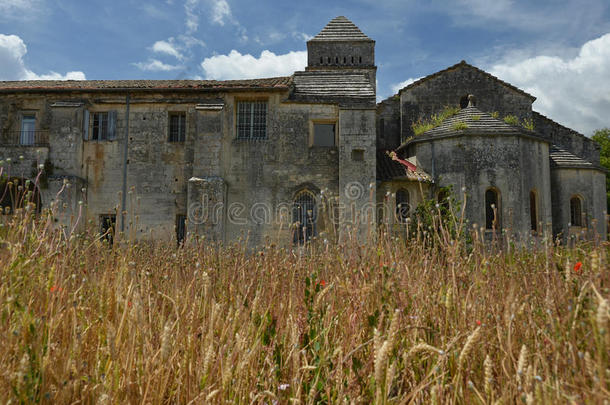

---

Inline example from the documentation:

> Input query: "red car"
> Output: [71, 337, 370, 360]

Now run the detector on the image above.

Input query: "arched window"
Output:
[293, 190, 317, 244]
[485, 188, 500, 230]
[351, 56, 354, 64]
[343, 56, 346, 64]
[319, 56, 323, 64]
[529, 190, 538, 232]
[395, 188, 410, 222]
[570, 196, 583, 227]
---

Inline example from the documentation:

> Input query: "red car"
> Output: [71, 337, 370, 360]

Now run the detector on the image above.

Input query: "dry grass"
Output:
[0, 208, 609, 404]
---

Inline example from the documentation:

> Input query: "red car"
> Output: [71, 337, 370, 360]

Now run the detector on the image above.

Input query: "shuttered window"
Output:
[86, 111, 117, 141]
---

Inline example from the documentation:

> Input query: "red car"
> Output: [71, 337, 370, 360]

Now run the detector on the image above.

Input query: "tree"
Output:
[592, 128, 610, 212]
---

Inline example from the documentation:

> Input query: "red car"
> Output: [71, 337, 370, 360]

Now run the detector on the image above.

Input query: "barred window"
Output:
[86, 111, 117, 141]
[169, 113, 186, 142]
[293, 190, 317, 244]
[237, 101, 267, 139]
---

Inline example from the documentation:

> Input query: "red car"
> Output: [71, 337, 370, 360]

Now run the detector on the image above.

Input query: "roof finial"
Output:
[467, 94, 476, 107]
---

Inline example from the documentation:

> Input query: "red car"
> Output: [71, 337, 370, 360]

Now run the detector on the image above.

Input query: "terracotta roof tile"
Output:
[0, 77, 293, 92]
[377, 150, 433, 182]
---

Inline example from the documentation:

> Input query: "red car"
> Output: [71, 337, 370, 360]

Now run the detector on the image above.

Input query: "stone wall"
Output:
[550, 167, 607, 240]
[533, 112, 600, 164]
[399, 64, 534, 143]
[376, 96, 401, 151]
[412, 134, 553, 238]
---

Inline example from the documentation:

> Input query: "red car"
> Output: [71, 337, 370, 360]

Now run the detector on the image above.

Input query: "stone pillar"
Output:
[187, 176, 226, 242]
[338, 107, 376, 242]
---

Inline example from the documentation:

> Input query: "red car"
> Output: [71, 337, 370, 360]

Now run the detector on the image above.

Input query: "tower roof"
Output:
[310, 16, 373, 42]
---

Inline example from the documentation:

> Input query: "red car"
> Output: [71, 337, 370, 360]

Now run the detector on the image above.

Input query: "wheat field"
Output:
[0, 204, 609, 404]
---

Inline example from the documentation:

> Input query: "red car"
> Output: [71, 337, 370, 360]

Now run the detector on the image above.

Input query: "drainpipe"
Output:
[120, 93, 130, 233]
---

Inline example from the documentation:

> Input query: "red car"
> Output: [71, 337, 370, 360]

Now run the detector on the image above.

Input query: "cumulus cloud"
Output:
[201, 50, 306, 80]
[489, 32, 610, 135]
[152, 40, 184, 60]
[132, 59, 182, 72]
[0, 34, 85, 81]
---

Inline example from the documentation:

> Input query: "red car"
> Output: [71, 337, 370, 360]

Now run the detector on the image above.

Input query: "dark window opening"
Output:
[320, 56, 323, 64]
[460, 94, 470, 109]
[0, 177, 42, 215]
[176, 214, 186, 244]
[351, 56, 354, 64]
[293, 191, 317, 244]
[327, 57, 330, 63]
[570, 196, 583, 227]
[343, 57, 346, 64]
[313, 123, 335, 147]
[169, 113, 186, 142]
[351, 149, 365, 161]
[437, 189, 450, 211]
[359, 56, 362, 63]
[529, 190, 538, 232]
[395, 188, 410, 222]
[236, 101, 267, 139]
[100, 214, 116, 244]
[485, 189, 500, 230]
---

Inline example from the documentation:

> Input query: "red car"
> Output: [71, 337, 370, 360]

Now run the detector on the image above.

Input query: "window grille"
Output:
[237, 101, 267, 139]
[292, 190, 317, 244]
[169, 113, 186, 142]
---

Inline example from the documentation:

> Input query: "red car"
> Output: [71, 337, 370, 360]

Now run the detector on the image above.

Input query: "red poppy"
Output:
[319, 280, 326, 287]
[50, 285, 62, 293]
[574, 262, 582, 273]
[476, 320, 482, 326]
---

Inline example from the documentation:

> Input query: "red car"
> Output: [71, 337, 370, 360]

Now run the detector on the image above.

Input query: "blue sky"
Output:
[1, 0, 610, 135]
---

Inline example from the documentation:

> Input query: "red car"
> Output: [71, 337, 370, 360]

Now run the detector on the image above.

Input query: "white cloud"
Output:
[0, 34, 85, 80]
[489, 32, 610, 135]
[0, 0, 39, 13]
[132, 59, 182, 72]
[390, 77, 420, 95]
[210, 0, 231, 26]
[201, 50, 306, 80]
[152, 40, 184, 60]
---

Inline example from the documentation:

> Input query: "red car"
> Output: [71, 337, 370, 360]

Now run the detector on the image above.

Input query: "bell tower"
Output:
[306, 16, 376, 91]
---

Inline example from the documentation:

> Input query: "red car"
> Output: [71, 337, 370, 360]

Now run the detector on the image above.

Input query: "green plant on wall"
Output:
[411, 105, 460, 136]
[592, 128, 610, 212]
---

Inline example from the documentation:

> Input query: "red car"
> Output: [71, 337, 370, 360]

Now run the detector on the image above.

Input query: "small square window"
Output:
[169, 113, 186, 142]
[351, 149, 365, 161]
[313, 123, 335, 147]
[87, 111, 117, 141]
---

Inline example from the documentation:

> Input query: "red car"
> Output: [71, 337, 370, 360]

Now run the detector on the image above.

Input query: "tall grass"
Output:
[0, 194, 609, 403]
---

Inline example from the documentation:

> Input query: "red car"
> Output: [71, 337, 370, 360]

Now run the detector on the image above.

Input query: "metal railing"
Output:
[0, 131, 49, 146]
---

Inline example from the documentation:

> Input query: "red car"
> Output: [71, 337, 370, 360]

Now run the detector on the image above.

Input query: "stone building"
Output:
[0, 16, 606, 244]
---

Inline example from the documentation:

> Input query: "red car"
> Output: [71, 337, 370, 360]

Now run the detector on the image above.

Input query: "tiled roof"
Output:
[397, 60, 536, 101]
[310, 16, 372, 41]
[414, 106, 534, 139]
[550, 145, 595, 169]
[377, 150, 433, 182]
[0, 77, 293, 92]
[291, 71, 375, 103]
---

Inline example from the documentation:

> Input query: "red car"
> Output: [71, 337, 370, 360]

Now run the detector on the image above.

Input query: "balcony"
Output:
[0, 130, 49, 147]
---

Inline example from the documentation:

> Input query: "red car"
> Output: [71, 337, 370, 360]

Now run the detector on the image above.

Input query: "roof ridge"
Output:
[396, 60, 536, 101]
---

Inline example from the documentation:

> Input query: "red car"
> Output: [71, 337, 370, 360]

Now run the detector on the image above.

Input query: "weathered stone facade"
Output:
[0, 17, 606, 245]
